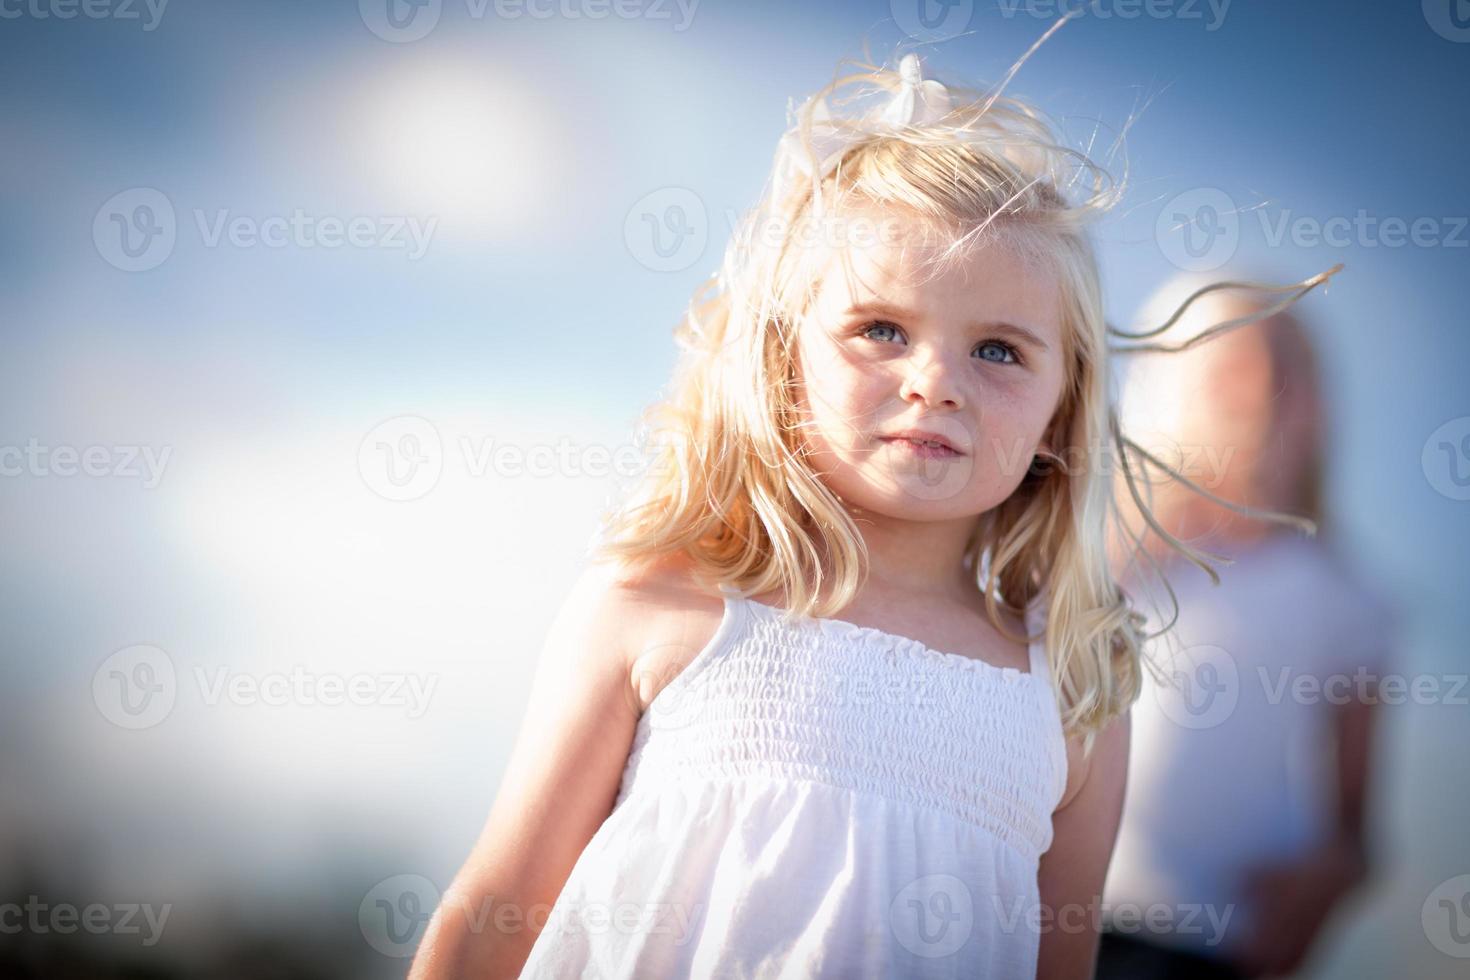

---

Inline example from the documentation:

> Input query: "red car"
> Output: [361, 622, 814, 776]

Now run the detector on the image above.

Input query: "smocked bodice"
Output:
[614, 589, 1068, 863]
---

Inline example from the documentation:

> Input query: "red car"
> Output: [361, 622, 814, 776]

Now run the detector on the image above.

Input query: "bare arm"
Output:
[408, 562, 643, 980]
[1328, 688, 1375, 865]
[1036, 710, 1131, 980]
[1233, 685, 1377, 977]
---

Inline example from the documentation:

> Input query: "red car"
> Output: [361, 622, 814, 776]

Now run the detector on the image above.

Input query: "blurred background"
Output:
[1, 1, 1466, 977]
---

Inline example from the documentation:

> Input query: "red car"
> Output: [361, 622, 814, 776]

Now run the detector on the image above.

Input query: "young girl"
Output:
[410, 22, 1337, 980]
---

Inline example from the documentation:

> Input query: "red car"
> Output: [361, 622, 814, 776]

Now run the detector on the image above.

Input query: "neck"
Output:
[826, 507, 984, 605]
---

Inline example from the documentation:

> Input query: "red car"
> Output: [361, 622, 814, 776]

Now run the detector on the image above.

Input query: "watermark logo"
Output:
[1423, 416, 1470, 501]
[634, 636, 963, 731]
[1154, 643, 1239, 729]
[890, 873, 974, 958]
[359, 416, 444, 502]
[624, 187, 707, 273]
[93, 188, 176, 273]
[360, 874, 440, 957]
[360, 0, 442, 42]
[92, 644, 177, 730]
[1423, 0, 1470, 43]
[891, 0, 975, 42]
[1422, 874, 1470, 958]
[630, 639, 715, 731]
[874, 415, 979, 504]
[1156, 187, 1239, 272]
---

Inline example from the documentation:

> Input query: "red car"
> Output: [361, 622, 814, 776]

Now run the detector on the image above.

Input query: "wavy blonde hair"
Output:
[589, 22, 1338, 752]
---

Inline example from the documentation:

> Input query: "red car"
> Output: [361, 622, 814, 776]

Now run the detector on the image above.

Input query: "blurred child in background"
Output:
[1097, 271, 1400, 979]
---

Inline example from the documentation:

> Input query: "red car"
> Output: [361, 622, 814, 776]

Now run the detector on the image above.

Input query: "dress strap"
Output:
[715, 581, 751, 619]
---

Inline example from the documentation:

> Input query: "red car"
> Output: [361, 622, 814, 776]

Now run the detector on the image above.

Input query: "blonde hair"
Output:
[589, 23, 1338, 753]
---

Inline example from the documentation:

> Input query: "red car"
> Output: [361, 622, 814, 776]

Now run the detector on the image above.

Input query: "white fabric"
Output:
[519, 585, 1069, 978]
[1102, 533, 1399, 958]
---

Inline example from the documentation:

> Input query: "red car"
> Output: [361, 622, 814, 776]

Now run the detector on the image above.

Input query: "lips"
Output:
[879, 428, 967, 455]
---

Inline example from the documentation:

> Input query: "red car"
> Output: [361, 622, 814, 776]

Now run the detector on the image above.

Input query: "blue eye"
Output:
[858, 322, 1023, 366]
[975, 340, 1021, 365]
[861, 322, 903, 343]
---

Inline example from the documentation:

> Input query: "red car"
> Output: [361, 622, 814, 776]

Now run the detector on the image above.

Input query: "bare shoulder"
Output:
[601, 551, 728, 714]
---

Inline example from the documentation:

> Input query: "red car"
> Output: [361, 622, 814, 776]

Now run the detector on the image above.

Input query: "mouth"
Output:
[878, 433, 965, 459]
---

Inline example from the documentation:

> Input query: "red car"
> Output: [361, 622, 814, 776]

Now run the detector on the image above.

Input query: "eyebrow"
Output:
[841, 300, 1053, 354]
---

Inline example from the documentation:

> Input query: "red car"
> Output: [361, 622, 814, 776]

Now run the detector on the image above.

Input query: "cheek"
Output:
[971, 381, 1060, 472]
[797, 344, 885, 435]
[972, 380, 1034, 429]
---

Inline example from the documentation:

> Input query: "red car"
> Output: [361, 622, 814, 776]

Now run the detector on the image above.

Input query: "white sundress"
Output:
[518, 583, 1069, 979]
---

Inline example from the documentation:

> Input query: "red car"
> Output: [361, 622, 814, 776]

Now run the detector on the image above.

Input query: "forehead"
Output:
[807, 213, 1064, 348]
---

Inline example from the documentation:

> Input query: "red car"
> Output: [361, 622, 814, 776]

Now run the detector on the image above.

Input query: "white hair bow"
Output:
[768, 52, 954, 214]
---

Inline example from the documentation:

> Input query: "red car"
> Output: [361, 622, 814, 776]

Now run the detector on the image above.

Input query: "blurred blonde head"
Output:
[1118, 271, 1325, 570]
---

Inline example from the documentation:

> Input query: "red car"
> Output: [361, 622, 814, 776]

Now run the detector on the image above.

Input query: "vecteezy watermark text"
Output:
[1149, 647, 1469, 731]
[623, 188, 918, 274]
[0, 896, 171, 947]
[358, 415, 669, 502]
[997, 0, 1231, 31]
[0, 0, 168, 30]
[194, 665, 439, 717]
[359, 0, 699, 43]
[358, 874, 705, 958]
[92, 644, 440, 729]
[1157, 187, 1468, 271]
[994, 895, 1236, 946]
[94, 188, 438, 272]
[0, 439, 171, 488]
[1259, 666, 1468, 707]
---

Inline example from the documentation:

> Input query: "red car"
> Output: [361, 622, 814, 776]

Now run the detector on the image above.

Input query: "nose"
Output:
[898, 347, 965, 410]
